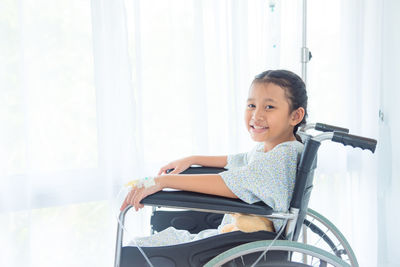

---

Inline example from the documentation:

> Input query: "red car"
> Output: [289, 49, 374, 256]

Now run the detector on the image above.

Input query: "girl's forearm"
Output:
[157, 174, 237, 199]
[189, 155, 228, 168]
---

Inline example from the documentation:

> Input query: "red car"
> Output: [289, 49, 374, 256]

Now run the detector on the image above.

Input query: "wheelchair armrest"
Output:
[141, 190, 273, 216]
[175, 166, 227, 174]
[142, 166, 273, 215]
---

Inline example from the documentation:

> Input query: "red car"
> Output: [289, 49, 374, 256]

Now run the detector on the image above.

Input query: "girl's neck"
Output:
[263, 134, 297, 152]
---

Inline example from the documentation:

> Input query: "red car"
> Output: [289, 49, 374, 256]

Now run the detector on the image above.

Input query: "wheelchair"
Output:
[114, 123, 377, 267]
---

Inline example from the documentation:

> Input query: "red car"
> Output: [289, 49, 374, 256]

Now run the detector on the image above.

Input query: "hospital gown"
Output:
[130, 140, 304, 247]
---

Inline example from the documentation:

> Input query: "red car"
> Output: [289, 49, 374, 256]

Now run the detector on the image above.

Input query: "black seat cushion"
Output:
[120, 230, 286, 267]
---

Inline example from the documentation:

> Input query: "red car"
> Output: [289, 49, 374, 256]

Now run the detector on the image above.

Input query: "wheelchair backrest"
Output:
[290, 137, 320, 241]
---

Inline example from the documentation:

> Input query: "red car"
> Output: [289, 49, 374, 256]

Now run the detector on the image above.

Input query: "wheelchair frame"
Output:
[114, 123, 376, 267]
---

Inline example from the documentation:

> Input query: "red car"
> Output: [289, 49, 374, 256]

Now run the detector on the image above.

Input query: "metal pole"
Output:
[301, 1, 308, 264]
[301, 0, 309, 84]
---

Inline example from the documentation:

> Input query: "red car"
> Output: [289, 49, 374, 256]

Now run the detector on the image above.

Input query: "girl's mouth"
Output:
[250, 125, 268, 133]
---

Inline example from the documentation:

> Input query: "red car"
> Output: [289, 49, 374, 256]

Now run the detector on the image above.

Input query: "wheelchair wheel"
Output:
[300, 209, 358, 267]
[204, 240, 351, 267]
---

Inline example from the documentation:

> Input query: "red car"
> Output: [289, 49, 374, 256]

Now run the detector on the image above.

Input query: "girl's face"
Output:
[245, 82, 304, 151]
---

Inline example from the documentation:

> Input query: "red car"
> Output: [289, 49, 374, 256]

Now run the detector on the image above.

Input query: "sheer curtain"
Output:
[378, 0, 400, 266]
[0, 0, 124, 266]
[2, 0, 390, 266]
[1, 0, 301, 266]
[123, 0, 301, 171]
[307, 0, 381, 266]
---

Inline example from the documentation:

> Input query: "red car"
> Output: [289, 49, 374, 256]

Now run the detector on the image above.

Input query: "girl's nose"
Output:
[252, 108, 264, 120]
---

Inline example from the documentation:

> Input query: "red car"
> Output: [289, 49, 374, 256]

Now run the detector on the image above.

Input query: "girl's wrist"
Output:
[155, 176, 166, 190]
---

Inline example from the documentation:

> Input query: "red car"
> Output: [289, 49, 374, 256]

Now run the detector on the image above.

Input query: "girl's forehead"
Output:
[248, 82, 287, 100]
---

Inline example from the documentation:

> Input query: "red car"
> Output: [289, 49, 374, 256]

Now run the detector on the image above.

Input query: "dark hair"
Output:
[252, 69, 308, 137]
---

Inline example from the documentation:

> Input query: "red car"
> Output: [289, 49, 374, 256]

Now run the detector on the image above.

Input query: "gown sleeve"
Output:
[219, 142, 302, 230]
[225, 152, 248, 169]
[224, 143, 263, 169]
[219, 142, 300, 212]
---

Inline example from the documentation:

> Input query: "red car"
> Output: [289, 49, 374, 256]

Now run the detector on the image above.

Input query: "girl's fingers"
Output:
[133, 188, 143, 211]
[126, 187, 137, 207]
[121, 182, 161, 212]
[168, 169, 179, 174]
[158, 168, 167, 175]
[133, 186, 159, 211]
[158, 162, 177, 175]
[133, 190, 139, 210]
[120, 187, 135, 211]
[136, 189, 147, 211]
[158, 167, 167, 175]
[127, 188, 134, 204]
[121, 196, 127, 210]
[159, 168, 171, 175]
[120, 199, 128, 211]
[167, 166, 184, 174]
[137, 190, 147, 210]
[133, 188, 140, 209]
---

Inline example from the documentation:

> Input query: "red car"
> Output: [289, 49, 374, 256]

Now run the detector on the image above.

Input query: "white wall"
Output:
[378, 0, 400, 266]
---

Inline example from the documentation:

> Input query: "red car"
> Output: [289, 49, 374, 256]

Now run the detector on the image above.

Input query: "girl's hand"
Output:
[120, 178, 163, 212]
[158, 156, 194, 175]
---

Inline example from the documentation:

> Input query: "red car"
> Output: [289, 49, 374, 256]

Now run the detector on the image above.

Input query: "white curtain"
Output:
[0, 0, 125, 265]
[0, 0, 300, 266]
[1, 0, 392, 266]
[378, 0, 400, 266]
[307, 1, 381, 266]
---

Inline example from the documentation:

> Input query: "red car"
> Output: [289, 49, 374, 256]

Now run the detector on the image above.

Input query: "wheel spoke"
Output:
[300, 210, 358, 266]
[313, 228, 329, 247]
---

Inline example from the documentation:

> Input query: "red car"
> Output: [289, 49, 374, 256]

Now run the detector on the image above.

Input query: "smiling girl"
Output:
[121, 69, 308, 246]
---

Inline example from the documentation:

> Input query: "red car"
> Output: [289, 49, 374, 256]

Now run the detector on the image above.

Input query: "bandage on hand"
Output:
[125, 176, 156, 189]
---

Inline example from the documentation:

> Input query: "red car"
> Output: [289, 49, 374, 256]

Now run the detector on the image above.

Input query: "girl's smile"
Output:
[249, 124, 269, 134]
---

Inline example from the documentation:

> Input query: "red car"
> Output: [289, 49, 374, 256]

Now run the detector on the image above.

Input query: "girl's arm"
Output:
[121, 173, 237, 211]
[159, 173, 235, 197]
[158, 155, 228, 175]
[190, 155, 228, 168]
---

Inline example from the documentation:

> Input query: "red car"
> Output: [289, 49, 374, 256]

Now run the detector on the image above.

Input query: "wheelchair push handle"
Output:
[332, 131, 377, 153]
[315, 123, 349, 133]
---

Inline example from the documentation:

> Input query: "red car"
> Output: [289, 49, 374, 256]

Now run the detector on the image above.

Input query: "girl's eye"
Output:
[247, 104, 256, 108]
[265, 105, 274, 109]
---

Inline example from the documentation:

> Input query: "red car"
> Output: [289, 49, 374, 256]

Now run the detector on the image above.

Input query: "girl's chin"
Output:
[248, 129, 269, 142]
[250, 134, 267, 142]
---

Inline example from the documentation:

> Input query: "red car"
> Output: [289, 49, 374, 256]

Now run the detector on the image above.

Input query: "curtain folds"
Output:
[0, 0, 385, 266]
[307, 1, 381, 266]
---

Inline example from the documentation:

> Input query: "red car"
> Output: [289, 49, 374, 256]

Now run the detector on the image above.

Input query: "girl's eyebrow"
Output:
[247, 98, 277, 103]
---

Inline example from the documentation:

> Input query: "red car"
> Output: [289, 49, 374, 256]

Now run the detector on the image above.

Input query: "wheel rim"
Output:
[204, 240, 352, 267]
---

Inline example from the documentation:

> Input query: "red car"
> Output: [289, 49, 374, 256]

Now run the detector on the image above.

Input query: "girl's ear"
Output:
[290, 107, 305, 126]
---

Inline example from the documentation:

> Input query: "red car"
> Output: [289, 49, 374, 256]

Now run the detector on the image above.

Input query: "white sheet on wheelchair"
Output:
[129, 227, 218, 247]
[129, 215, 234, 247]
